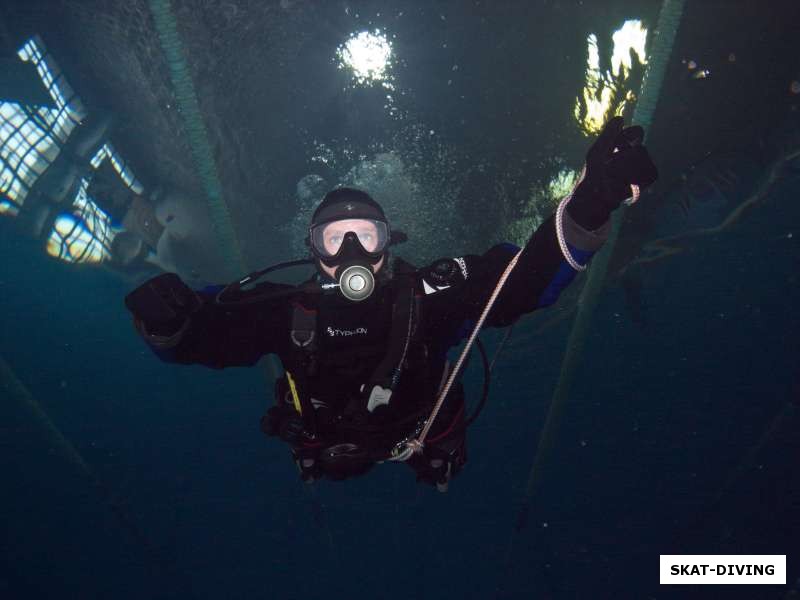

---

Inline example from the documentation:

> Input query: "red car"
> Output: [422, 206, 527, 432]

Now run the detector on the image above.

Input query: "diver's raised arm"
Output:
[565, 116, 658, 233]
[421, 117, 658, 330]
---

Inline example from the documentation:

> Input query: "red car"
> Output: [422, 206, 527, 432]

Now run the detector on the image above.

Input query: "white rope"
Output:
[555, 166, 588, 272]
[556, 165, 638, 272]
[623, 184, 641, 206]
[390, 247, 524, 461]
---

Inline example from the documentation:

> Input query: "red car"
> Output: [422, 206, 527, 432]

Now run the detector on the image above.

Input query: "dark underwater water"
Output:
[1, 1, 799, 599]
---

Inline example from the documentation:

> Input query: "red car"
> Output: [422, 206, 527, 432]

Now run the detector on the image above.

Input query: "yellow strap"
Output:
[285, 371, 302, 415]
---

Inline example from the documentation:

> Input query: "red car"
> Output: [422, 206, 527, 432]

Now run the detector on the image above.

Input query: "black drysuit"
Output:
[131, 212, 609, 483]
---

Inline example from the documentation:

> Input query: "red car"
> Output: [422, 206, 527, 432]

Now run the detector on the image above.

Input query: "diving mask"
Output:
[309, 219, 389, 302]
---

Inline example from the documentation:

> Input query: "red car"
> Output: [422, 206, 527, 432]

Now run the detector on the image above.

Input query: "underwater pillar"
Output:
[0, 355, 92, 475]
[148, 0, 246, 277]
[0, 355, 196, 598]
[522, 0, 685, 514]
[498, 2, 687, 594]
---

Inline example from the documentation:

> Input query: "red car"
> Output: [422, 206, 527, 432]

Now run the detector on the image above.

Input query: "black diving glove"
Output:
[124, 273, 201, 336]
[567, 116, 658, 230]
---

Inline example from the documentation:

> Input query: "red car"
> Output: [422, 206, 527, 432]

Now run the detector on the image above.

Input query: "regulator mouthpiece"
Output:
[338, 264, 375, 302]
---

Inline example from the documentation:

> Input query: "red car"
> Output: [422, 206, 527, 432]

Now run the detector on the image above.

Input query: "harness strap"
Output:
[289, 301, 319, 435]
[354, 280, 418, 415]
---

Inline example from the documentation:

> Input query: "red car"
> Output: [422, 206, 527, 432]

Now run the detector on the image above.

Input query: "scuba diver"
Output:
[124, 117, 657, 491]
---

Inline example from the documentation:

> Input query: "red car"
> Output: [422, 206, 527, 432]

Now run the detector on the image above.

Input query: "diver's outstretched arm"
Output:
[125, 273, 285, 368]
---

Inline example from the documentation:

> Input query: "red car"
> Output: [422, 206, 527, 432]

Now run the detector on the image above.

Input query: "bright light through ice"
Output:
[574, 19, 648, 135]
[337, 30, 394, 88]
[611, 20, 648, 77]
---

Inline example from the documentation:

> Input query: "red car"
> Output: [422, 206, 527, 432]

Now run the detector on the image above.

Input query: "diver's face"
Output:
[318, 218, 384, 279]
